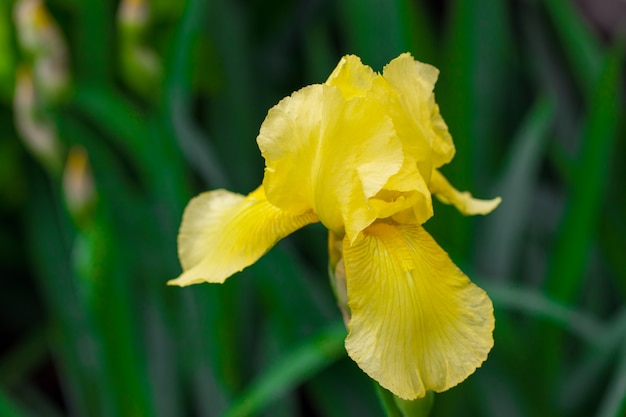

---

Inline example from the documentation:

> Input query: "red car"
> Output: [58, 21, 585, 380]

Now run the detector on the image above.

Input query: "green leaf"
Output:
[205, 0, 262, 192]
[222, 322, 346, 417]
[305, 361, 383, 417]
[0, 327, 48, 388]
[0, 0, 15, 102]
[0, 388, 31, 417]
[596, 333, 626, 417]
[561, 309, 626, 413]
[546, 43, 624, 303]
[163, 0, 231, 189]
[375, 383, 404, 417]
[543, 0, 603, 97]
[338, 0, 435, 69]
[431, 0, 518, 259]
[478, 96, 554, 279]
[73, 0, 113, 84]
[486, 283, 605, 345]
[394, 391, 435, 417]
[25, 180, 111, 417]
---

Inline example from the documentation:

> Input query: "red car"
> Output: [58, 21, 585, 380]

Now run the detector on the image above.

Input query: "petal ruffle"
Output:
[343, 222, 494, 399]
[169, 186, 318, 286]
[258, 83, 403, 241]
[370, 157, 434, 226]
[326, 54, 377, 99]
[429, 169, 502, 215]
[382, 53, 455, 168]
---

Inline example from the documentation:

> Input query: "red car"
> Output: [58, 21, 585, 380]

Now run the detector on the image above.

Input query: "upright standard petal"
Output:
[258, 83, 403, 241]
[326, 54, 377, 99]
[382, 53, 455, 168]
[343, 222, 494, 399]
[429, 169, 502, 215]
[169, 187, 318, 286]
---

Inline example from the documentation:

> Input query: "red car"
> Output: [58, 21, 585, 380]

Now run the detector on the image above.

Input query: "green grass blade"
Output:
[546, 43, 624, 303]
[476, 370, 526, 417]
[0, 388, 32, 417]
[478, 96, 554, 279]
[163, 0, 231, 188]
[0, 327, 47, 388]
[301, 357, 383, 417]
[303, 22, 337, 84]
[206, 0, 262, 192]
[25, 181, 111, 417]
[486, 283, 605, 345]
[73, 0, 112, 84]
[561, 309, 626, 413]
[596, 333, 626, 417]
[339, 0, 406, 69]
[70, 87, 163, 184]
[431, 0, 518, 259]
[222, 322, 346, 417]
[255, 243, 338, 339]
[543, 0, 603, 96]
[374, 383, 403, 417]
[0, 0, 15, 101]
[338, 0, 435, 69]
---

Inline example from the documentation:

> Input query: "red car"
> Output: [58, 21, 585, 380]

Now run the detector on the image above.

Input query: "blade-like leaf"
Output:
[478, 96, 554, 279]
[222, 323, 346, 417]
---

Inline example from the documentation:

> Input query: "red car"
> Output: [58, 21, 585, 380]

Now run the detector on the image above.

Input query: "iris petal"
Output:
[429, 169, 502, 215]
[372, 157, 434, 225]
[258, 83, 403, 241]
[169, 187, 318, 286]
[326, 54, 377, 99]
[382, 53, 455, 168]
[343, 222, 494, 399]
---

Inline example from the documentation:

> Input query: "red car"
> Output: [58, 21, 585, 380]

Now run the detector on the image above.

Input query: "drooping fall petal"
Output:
[257, 83, 403, 241]
[169, 187, 318, 286]
[429, 169, 502, 215]
[342, 222, 494, 400]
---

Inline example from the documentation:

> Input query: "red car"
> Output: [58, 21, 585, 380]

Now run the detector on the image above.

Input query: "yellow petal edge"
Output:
[169, 187, 318, 286]
[343, 222, 494, 399]
[429, 169, 502, 215]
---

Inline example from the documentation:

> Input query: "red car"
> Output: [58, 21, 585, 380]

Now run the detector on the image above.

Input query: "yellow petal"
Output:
[168, 186, 318, 286]
[429, 169, 502, 215]
[326, 54, 377, 99]
[257, 83, 403, 240]
[382, 53, 455, 168]
[343, 222, 494, 399]
[370, 156, 434, 225]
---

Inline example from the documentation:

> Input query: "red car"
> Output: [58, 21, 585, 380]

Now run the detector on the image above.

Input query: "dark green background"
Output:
[1, 0, 625, 416]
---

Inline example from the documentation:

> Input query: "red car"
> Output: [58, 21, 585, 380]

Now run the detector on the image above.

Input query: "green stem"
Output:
[375, 383, 434, 417]
[375, 383, 403, 417]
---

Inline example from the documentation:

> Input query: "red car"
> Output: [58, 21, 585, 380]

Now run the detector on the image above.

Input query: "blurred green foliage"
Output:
[1, 0, 625, 416]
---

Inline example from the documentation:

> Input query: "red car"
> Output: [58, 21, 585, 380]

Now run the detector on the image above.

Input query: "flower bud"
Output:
[63, 146, 97, 226]
[14, 0, 70, 102]
[117, 0, 162, 99]
[117, 0, 149, 35]
[14, 67, 62, 174]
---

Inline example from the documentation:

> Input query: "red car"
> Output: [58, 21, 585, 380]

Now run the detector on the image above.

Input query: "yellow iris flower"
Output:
[169, 53, 501, 400]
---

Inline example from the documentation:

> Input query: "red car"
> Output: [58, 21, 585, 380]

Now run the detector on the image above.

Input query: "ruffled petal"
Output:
[258, 83, 403, 240]
[326, 54, 377, 99]
[429, 169, 502, 215]
[343, 222, 494, 399]
[370, 157, 434, 225]
[169, 186, 318, 286]
[382, 53, 455, 168]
